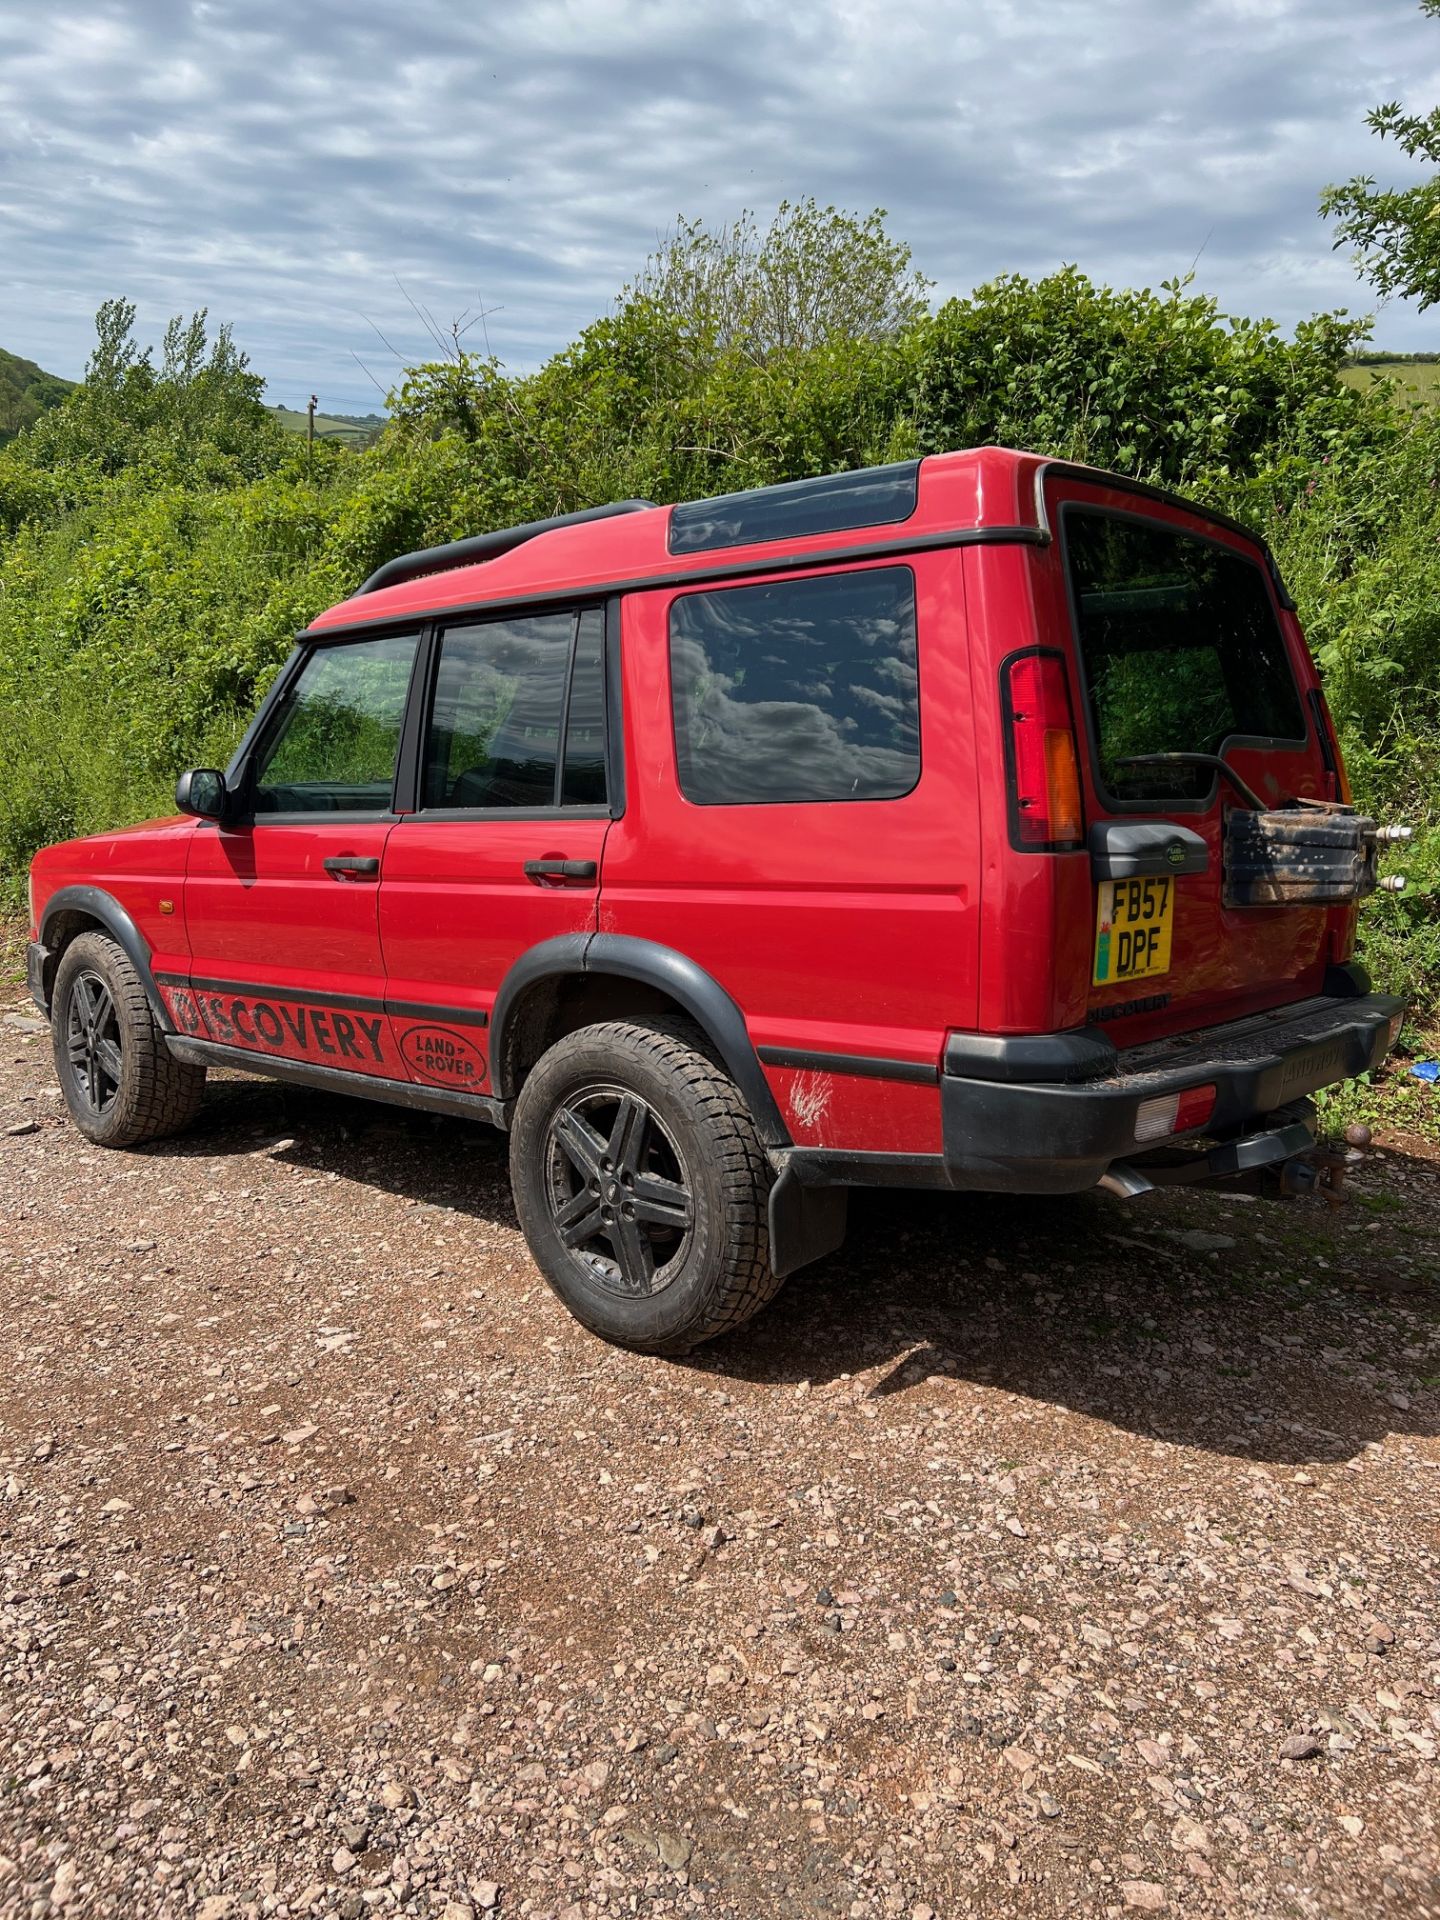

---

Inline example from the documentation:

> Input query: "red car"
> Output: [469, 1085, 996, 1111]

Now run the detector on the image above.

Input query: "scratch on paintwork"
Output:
[789, 1071, 831, 1138]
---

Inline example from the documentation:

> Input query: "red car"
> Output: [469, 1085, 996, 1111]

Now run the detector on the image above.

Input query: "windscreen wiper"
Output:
[1114, 752, 1268, 812]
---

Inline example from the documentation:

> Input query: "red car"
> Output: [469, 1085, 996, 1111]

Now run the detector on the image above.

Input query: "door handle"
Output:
[323, 856, 380, 879]
[523, 858, 598, 882]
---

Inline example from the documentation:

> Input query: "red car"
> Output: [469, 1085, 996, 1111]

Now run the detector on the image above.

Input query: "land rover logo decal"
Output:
[1166, 841, 1187, 869]
[400, 1024, 487, 1088]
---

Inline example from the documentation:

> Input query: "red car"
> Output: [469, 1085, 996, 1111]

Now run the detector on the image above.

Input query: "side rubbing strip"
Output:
[757, 1046, 940, 1086]
[157, 974, 489, 1027]
[385, 1000, 489, 1028]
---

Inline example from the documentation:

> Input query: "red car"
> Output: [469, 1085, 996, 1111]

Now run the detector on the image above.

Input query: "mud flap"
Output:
[768, 1163, 849, 1278]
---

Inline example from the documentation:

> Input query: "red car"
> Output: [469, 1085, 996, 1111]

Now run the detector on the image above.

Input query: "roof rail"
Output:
[355, 498, 657, 598]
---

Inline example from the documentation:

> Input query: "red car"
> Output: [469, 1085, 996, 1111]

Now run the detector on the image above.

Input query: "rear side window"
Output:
[423, 607, 608, 810]
[669, 566, 919, 806]
[1064, 511, 1306, 804]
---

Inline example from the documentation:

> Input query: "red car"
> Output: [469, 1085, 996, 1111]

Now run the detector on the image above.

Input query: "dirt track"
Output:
[1, 972, 1438, 1920]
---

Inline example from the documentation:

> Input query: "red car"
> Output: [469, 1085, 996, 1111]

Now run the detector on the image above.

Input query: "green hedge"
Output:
[1, 276, 1434, 1025]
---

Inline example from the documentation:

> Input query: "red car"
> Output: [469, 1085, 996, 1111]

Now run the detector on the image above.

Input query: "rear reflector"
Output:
[1003, 650, 1083, 851]
[1134, 1084, 1217, 1144]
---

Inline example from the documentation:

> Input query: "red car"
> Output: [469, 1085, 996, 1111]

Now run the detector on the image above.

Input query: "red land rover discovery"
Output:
[26, 449, 1406, 1352]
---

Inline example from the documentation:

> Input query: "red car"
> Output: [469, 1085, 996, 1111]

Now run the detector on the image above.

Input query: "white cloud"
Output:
[0, 0, 1437, 412]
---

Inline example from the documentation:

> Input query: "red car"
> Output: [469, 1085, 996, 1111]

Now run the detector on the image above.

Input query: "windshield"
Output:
[1064, 510, 1306, 804]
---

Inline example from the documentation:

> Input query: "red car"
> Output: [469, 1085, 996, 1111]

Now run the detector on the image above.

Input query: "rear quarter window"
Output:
[1063, 510, 1306, 805]
[668, 566, 920, 806]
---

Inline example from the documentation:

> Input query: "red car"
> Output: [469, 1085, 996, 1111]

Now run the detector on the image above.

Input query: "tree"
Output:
[628, 200, 931, 363]
[1320, 0, 1440, 307]
[3, 300, 283, 510]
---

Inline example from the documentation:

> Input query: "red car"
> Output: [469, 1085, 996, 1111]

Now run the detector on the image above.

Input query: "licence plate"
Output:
[1093, 877, 1174, 986]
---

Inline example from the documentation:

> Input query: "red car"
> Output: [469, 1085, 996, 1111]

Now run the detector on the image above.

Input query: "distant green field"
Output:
[268, 403, 386, 446]
[1340, 354, 1440, 403]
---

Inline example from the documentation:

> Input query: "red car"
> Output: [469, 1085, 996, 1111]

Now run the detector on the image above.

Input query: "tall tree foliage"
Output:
[1321, 0, 1440, 307]
[630, 200, 931, 363]
[0, 300, 284, 531]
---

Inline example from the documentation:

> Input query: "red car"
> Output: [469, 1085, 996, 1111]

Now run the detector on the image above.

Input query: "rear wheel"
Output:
[509, 1018, 782, 1354]
[51, 932, 206, 1147]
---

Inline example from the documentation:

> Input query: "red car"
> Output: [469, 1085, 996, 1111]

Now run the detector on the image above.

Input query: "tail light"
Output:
[1002, 649, 1084, 851]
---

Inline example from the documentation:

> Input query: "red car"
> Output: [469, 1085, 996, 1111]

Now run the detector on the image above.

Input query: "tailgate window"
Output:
[1064, 510, 1306, 804]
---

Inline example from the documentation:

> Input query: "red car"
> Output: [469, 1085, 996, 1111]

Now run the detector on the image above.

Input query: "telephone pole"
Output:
[306, 394, 318, 469]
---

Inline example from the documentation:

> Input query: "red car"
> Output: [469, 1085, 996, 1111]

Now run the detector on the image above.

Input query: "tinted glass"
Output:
[561, 608, 608, 806]
[423, 609, 607, 811]
[668, 461, 919, 555]
[253, 632, 418, 814]
[1065, 512, 1306, 803]
[669, 567, 919, 806]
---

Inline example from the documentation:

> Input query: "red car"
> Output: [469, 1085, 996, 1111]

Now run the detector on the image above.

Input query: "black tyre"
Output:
[51, 932, 206, 1147]
[509, 1018, 782, 1354]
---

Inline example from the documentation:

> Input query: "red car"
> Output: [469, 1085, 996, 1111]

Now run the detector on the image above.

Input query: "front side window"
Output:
[669, 566, 920, 806]
[422, 607, 608, 810]
[252, 631, 419, 814]
[1064, 511, 1306, 804]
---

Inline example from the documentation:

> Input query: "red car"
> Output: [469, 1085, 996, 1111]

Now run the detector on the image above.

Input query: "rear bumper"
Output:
[939, 989, 1402, 1193]
[788, 991, 1404, 1198]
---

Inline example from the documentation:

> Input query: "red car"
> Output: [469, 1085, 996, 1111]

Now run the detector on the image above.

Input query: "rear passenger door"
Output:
[377, 604, 613, 1098]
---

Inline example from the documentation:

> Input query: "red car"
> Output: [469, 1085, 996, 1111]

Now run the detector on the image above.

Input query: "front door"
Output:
[378, 605, 612, 1098]
[174, 627, 422, 1081]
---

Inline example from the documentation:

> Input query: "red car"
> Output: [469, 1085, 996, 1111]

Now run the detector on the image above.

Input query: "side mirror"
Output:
[176, 768, 228, 821]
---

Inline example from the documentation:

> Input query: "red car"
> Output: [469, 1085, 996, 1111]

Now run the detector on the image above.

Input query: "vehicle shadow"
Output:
[165, 1072, 1438, 1468]
[708, 1179, 1438, 1466]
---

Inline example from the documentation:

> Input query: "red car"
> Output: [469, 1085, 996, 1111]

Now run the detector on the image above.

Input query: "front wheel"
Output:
[509, 1018, 782, 1354]
[51, 932, 206, 1147]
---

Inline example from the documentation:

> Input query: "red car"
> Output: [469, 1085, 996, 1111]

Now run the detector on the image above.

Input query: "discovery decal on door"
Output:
[155, 976, 497, 1091]
[155, 976, 406, 1080]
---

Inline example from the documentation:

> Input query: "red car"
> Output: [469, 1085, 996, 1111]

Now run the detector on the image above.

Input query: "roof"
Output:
[304, 448, 1279, 635]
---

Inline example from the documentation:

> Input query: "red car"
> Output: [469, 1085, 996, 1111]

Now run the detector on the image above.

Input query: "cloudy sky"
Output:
[2, 0, 1439, 414]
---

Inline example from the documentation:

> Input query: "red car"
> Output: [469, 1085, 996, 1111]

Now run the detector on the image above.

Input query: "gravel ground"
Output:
[1, 954, 1438, 1920]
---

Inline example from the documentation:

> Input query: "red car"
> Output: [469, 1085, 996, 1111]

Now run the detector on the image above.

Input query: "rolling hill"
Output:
[1, 347, 387, 448]
[0, 348, 73, 443]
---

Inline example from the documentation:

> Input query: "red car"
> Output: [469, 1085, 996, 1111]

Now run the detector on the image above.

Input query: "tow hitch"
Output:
[1099, 1106, 1370, 1207]
[1274, 1123, 1371, 1212]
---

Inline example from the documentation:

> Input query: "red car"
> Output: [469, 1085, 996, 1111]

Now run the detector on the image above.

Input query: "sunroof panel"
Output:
[668, 460, 920, 556]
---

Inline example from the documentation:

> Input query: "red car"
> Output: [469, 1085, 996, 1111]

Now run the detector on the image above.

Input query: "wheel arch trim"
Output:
[490, 933, 791, 1147]
[37, 885, 174, 1032]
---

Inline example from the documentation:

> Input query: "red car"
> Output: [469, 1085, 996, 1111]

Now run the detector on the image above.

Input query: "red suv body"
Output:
[26, 449, 1404, 1351]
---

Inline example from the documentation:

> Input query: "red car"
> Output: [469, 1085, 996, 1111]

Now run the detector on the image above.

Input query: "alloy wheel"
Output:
[543, 1083, 695, 1297]
[65, 970, 123, 1116]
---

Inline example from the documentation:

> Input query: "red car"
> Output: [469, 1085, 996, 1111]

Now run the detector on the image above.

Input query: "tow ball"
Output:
[1274, 1123, 1372, 1212]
